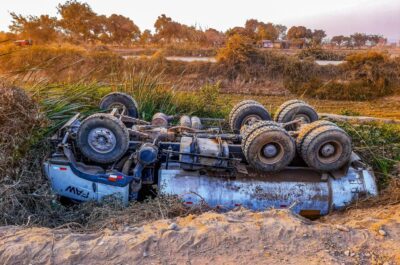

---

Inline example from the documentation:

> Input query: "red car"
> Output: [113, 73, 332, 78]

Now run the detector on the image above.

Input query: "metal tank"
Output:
[158, 162, 378, 217]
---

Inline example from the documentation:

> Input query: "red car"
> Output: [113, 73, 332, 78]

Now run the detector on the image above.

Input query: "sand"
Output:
[0, 203, 399, 265]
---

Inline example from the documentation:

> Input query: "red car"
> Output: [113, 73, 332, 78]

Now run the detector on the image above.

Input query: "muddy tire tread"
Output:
[300, 125, 352, 171]
[244, 125, 295, 172]
[230, 103, 271, 133]
[296, 120, 337, 154]
[274, 99, 306, 121]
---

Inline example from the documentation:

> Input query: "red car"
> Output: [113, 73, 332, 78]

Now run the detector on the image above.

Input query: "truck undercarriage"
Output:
[43, 93, 378, 218]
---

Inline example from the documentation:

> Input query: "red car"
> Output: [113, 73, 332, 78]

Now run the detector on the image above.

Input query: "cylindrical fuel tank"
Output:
[179, 136, 229, 170]
[158, 163, 378, 217]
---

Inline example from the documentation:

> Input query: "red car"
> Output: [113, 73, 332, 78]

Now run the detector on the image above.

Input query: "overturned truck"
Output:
[43, 93, 378, 218]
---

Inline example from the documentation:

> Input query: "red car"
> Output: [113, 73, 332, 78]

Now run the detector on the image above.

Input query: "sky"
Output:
[1, 0, 399, 42]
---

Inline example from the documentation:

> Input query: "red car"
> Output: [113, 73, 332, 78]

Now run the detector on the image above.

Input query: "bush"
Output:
[0, 45, 124, 83]
[284, 51, 400, 100]
[297, 48, 347, 61]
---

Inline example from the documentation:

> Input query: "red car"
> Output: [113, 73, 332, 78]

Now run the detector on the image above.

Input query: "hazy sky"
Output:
[1, 0, 399, 41]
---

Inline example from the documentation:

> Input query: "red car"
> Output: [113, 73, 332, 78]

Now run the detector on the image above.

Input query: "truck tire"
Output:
[230, 103, 272, 133]
[243, 124, 295, 172]
[99, 92, 139, 118]
[77, 113, 129, 164]
[275, 102, 318, 130]
[300, 125, 352, 171]
[228, 100, 262, 127]
[274, 99, 306, 121]
[296, 120, 337, 154]
[241, 120, 279, 150]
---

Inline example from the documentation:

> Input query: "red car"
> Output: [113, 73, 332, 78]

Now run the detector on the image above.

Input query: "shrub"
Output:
[297, 48, 346, 61]
[216, 34, 257, 65]
[284, 51, 400, 100]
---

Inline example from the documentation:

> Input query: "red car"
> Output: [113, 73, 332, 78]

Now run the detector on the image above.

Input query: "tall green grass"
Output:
[340, 122, 400, 187]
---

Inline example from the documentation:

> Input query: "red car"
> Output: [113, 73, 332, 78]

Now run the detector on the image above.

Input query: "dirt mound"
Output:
[0, 205, 398, 265]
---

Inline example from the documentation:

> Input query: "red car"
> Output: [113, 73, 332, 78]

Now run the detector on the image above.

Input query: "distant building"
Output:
[261, 40, 290, 49]
[261, 40, 273, 48]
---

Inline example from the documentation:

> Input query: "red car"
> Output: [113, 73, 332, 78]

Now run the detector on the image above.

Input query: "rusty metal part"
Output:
[151, 113, 169, 127]
[168, 126, 197, 132]
[116, 114, 150, 125]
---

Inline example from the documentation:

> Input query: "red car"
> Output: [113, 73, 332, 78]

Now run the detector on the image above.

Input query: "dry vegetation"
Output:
[1, 42, 399, 101]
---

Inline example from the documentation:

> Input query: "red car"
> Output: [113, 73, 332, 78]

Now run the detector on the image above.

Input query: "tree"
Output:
[154, 14, 186, 43]
[343, 36, 353, 48]
[9, 13, 58, 43]
[350, 33, 367, 48]
[257, 23, 278, 41]
[287, 26, 312, 48]
[106, 14, 140, 44]
[331, 35, 345, 48]
[274, 24, 287, 40]
[244, 19, 259, 39]
[312, 29, 326, 46]
[139, 29, 152, 45]
[204, 28, 225, 47]
[367, 34, 384, 46]
[57, 0, 98, 42]
[216, 34, 257, 65]
[226, 26, 248, 37]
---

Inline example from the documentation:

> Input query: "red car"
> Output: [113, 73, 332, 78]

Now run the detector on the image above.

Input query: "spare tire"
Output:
[230, 103, 272, 133]
[275, 102, 318, 130]
[77, 113, 129, 164]
[99, 92, 139, 118]
[243, 124, 295, 172]
[299, 125, 352, 171]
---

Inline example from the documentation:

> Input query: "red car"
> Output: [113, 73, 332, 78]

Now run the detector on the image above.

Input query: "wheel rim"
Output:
[109, 103, 125, 114]
[258, 142, 284, 164]
[88, 127, 117, 154]
[241, 114, 262, 127]
[317, 140, 343, 164]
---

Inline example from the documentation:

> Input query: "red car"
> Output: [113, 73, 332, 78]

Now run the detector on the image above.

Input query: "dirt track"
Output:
[0, 204, 398, 265]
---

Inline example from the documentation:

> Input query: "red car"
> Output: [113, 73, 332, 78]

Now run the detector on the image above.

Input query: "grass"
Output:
[338, 122, 400, 187]
[217, 93, 400, 120]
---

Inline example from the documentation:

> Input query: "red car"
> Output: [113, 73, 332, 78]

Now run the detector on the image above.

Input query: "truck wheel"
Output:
[275, 102, 318, 130]
[296, 120, 337, 154]
[99, 92, 139, 118]
[228, 100, 262, 127]
[230, 103, 271, 133]
[243, 124, 295, 172]
[77, 114, 129, 164]
[274, 99, 306, 121]
[241, 120, 279, 150]
[300, 125, 352, 171]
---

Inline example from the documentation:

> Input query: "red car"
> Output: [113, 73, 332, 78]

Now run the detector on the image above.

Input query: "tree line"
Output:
[3, 0, 387, 48]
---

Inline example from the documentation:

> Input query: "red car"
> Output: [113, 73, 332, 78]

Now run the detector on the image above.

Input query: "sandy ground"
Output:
[0, 204, 398, 265]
